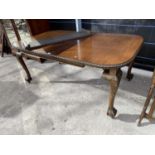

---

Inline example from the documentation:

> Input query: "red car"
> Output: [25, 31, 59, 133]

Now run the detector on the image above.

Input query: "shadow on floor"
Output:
[116, 114, 139, 123]
[139, 119, 155, 127]
[0, 81, 39, 118]
[116, 113, 155, 127]
[34, 70, 151, 97]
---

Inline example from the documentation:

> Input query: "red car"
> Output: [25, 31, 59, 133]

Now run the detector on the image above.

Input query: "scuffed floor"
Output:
[0, 56, 155, 134]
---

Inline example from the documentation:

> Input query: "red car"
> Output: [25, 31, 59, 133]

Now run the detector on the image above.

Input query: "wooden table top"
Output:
[30, 30, 144, 68]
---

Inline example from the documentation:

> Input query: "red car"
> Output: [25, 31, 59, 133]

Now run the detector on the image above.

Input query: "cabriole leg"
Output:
[103, 68, 122, 118]
[126, 61, 134, 81]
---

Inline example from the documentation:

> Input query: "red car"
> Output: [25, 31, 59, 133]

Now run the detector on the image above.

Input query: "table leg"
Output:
[1, 33, 12, 57]
[138, 85, 154, 126]
[126, 61, 134, 81]
[15, 52, 32, 83]
[103, 68, 122, 118]
[0, 49, 3, 57]
[1, 34, 5, 57]
[148, 97, 155, 117]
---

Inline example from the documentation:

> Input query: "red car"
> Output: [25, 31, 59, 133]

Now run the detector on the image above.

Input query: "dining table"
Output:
[13, 30, 144, 118]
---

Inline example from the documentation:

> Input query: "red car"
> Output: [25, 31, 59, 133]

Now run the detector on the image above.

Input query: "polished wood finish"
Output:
[138, 69, 155, 126]
[54, 33, 143, 67]
[13, 30, 144, 118]
[31, 31, 143, 67]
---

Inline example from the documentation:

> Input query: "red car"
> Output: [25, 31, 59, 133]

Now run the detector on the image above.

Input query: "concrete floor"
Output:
[0, 55, 155, 134]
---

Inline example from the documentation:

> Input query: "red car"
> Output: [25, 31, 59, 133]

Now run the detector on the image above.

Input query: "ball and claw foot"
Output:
[107, 107, 117, 118]
[25, 77, 32, 83]
[126, 73, 134, 81]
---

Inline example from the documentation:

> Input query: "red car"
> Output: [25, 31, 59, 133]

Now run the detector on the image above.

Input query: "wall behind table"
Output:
[48, 19, 76, 30]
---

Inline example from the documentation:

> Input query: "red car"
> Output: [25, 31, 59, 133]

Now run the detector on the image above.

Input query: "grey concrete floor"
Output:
[0, 55, 155, 134]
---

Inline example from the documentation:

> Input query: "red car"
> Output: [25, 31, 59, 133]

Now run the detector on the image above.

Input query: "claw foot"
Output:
[126, 73, 134, 81]
[25, 77, 32, 83]
[107, 107, 117, 118]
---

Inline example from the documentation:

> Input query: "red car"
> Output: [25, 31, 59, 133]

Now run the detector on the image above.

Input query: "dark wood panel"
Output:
[26, 19, 50, 35]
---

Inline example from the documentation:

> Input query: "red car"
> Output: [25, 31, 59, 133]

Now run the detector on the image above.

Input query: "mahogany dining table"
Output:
[13, 30, 144, 118]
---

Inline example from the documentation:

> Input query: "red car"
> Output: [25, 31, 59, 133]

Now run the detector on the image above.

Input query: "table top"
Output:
[16, 30, 144, 68]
